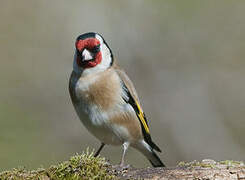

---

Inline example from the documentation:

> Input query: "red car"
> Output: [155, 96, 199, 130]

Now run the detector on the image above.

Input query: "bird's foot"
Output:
[112, 164, 131, 171]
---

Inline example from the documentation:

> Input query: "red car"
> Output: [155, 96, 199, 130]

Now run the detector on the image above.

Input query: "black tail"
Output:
[135, 140, 166, 167]
[148, 150, 165, 167]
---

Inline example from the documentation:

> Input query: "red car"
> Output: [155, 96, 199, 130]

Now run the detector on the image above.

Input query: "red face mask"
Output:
[75, 38, 102, 68]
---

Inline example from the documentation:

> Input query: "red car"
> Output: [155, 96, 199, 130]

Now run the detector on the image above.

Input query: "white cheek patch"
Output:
[95, 34, 104, 44]
[95, 34, 112, 66]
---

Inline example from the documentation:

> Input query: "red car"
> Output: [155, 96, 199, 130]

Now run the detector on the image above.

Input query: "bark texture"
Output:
[111, 160, 245, 180]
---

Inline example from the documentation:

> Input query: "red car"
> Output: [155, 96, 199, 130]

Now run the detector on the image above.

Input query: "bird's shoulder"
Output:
[112, 62, 141, 104]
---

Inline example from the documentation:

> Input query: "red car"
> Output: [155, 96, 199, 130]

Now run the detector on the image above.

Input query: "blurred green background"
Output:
[0, 0, 245, 170]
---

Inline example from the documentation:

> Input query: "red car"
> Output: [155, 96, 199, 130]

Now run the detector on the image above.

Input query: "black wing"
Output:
[121, 81, 161, 152]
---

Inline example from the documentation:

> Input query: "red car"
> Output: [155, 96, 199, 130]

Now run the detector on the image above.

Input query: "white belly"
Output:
[74, 102, 124, 145]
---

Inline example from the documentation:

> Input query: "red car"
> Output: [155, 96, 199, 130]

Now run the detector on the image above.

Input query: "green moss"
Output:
[178, 160, 216, 168]
[219, 160, 244, 167]
[0, 149, 116, 180]
[0, 167, 46, 180]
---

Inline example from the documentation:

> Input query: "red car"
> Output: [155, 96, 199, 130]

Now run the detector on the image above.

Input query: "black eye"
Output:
[91, 45, 100, 53]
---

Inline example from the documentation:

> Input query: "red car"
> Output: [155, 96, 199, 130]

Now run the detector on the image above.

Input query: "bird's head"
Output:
[73, 32, 113, 75]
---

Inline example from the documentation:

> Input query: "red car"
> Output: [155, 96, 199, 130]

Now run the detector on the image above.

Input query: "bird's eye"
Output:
[91, 45, 100, 53]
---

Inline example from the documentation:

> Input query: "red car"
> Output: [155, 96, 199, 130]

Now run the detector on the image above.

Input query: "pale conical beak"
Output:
[82, 49, 93, 61]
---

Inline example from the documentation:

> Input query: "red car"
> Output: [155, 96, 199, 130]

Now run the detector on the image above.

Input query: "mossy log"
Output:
[0, 151, 244, 180]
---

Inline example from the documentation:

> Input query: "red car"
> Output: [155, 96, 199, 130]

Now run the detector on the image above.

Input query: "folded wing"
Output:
[116, 68, 161, 152]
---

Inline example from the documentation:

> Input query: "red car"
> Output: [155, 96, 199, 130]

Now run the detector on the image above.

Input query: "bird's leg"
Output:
[94, 142, 105, 157]
[120, 142, 130, 167]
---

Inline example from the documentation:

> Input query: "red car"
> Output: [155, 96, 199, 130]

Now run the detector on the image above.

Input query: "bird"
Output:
[69, 32, 165, 168]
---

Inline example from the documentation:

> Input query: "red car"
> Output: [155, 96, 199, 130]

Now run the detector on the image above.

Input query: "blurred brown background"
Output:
[0, 0, 244, 170]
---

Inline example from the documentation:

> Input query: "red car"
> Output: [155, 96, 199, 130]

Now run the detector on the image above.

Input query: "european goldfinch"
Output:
[69, 32, 165, 167]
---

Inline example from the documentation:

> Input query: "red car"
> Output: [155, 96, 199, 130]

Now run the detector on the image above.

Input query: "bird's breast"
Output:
[70, 69, 125, 126]
[75, 69, 123, 111]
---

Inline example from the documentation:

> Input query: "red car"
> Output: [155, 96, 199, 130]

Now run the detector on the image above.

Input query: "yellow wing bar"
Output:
[135, 101, 150, 134]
